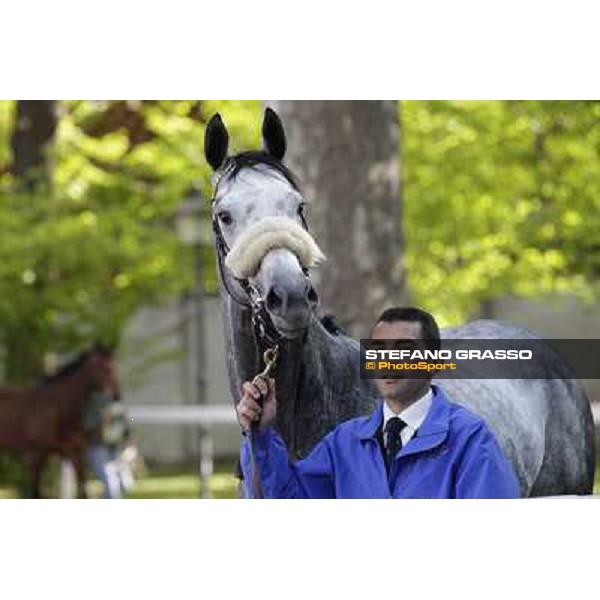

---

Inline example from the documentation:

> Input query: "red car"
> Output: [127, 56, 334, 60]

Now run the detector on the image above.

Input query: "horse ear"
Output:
[262, 107, 286, 160]
[205, 113, 229, 170]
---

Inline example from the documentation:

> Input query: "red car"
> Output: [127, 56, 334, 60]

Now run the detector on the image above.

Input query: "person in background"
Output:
[83, 351, 133, 499]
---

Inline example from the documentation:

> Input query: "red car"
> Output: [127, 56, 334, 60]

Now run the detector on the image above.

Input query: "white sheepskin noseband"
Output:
[224, 216, 326, 279]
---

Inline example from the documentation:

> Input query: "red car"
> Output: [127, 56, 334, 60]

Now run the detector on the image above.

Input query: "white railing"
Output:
[128, 404, 238, 499]
[128, 404, 237, 426]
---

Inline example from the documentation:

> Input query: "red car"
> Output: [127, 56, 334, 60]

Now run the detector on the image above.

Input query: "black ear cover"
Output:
[262, 107, 286, 160]
[205, 113, 229, 170]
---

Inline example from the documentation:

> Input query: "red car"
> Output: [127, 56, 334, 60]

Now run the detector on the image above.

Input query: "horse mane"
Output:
[41, 351, 89, 384]
[320, 314, 346, 336]
[219, 151, 300, 191]
[41, 342, 114, 385]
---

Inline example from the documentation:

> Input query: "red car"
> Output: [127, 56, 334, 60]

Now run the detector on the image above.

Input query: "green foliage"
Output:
[402, 100, 600, 324]
[0, 100, 261, 381]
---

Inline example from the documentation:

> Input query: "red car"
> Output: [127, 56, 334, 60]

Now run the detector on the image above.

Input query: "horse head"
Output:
[205, 108, 325, 340]
[81, 343, 118, 395]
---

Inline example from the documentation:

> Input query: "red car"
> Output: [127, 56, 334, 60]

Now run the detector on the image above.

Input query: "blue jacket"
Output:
[240, 385, 520, 498]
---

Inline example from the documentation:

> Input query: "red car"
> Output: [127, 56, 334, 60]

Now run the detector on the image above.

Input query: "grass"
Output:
[93, 460, 240, 499]
[124, 469, 238, 499]
[0, 461, 240, 499]
[0, 486, 18, 499]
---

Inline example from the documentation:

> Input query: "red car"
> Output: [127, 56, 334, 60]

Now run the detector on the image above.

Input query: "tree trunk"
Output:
[269, 101, 407, 338]
[5, 101, 58, 382]
[11, 100, 57, 191]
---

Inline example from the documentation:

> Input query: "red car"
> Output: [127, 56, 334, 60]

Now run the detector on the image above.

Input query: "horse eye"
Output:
[218, 211, 233, 226]
[297, 202, 306, 215]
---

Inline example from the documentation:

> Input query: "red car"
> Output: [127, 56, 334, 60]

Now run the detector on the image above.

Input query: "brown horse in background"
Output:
[0, 344, 117, 498]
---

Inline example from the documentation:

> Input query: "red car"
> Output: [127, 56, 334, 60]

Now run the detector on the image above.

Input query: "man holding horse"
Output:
[236, 307, 520, 499]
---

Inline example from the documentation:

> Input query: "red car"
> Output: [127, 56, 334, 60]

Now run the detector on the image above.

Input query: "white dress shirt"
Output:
[382, 387, 433, 447]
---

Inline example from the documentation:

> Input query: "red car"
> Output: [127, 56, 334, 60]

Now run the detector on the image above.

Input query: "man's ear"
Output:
[262, 107, 286, 160]
[205, 113, 229, 170]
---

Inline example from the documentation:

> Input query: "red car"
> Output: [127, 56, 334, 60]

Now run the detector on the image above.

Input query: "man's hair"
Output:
[374, 307, 441, 352]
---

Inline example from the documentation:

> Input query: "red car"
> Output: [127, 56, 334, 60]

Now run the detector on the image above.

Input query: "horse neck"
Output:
[273, 320, 322, 458]
[220, 290, 261, 401]
[44, 372, 91, 414]
[277, 317, 376, 458]
[220, 281, 339, 457]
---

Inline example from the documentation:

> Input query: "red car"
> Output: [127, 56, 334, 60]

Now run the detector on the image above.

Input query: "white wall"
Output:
[120, 295, 241, 466]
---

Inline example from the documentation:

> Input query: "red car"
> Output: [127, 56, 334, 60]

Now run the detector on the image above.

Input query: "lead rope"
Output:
[248, 346, 279, 499]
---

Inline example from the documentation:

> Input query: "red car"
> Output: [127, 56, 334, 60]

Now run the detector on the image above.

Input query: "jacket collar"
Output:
[356, 384, 450, 456]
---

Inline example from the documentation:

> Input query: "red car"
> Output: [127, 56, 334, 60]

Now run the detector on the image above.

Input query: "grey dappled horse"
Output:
[205, 108, 595, 497]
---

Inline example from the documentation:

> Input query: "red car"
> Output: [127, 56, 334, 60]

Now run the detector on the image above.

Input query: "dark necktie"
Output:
[384, 416, 407, 470]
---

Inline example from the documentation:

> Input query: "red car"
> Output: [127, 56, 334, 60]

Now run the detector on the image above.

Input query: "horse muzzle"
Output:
[264, 274, 319, 338]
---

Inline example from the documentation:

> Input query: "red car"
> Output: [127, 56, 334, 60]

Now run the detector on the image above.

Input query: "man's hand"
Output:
[237, 377, 276, 432]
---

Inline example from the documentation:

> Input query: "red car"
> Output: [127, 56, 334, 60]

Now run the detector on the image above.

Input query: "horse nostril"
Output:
[266, 286, 285, 312]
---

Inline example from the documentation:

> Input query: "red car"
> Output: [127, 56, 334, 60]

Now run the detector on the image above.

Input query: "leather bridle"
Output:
[210, 172, 312, 354]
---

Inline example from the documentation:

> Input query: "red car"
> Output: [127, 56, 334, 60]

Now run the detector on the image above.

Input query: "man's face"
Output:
[370, 320, 432, 403]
